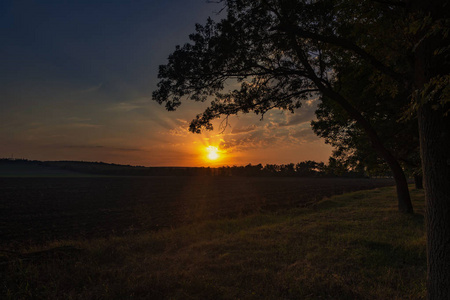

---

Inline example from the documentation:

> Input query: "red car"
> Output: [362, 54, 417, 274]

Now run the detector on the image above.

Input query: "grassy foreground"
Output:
[1, 186, 426, 299]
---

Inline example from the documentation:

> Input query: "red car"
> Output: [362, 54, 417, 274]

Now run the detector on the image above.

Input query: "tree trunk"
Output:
[410, 1, 450, 297]
[317, 84, 414, 213]
[381, 153, 414, 213]
[290, 41, 414, 214]
[418, 104, 450, 300]
[326, 91, 414, 213]
[413, 173, 423, 189]
[366, 131, 414, 213]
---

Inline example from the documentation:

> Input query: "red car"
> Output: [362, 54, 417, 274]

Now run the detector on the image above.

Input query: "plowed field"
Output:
[0, 177, 395, 246]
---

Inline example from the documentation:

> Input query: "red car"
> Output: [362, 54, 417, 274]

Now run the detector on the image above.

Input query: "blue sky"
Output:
[0, 0, 331, 166]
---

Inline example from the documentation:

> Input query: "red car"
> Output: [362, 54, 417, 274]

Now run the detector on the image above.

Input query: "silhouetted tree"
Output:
[263, 164, 281, 176]
[311, 61, 421, 182]
[153, 0, 413, 212]
[295, 160, 319, 176]
[153, 1, 450, 296]
[325, 157, 347, 177]
[280, 163, 295, 176]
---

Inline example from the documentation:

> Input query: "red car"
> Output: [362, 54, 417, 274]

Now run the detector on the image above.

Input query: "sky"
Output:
[0, 0, 332, 167]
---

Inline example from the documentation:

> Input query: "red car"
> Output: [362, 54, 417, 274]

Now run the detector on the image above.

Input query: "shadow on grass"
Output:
[355, 239, 425, 268]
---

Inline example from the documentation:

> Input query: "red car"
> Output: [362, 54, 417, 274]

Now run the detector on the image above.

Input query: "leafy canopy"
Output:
[153, 0, 449, 132]
[153, 0, 356, 132]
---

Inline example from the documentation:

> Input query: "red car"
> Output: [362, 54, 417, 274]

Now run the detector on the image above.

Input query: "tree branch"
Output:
[371, 0, 407, 7]
[273, 25, 409, 86]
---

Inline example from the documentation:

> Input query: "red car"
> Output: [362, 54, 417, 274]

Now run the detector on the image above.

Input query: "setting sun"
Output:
[206, 146, 220, 161]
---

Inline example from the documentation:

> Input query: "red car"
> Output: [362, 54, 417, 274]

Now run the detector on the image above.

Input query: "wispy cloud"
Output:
[66, 117, 92, 122]
[79, 83, 103, 93]
[220, 131, 279, 153]
[275, 100, 318, 128]
[58, 144, 143, 152]
[287, 127, 318, 144]
[108, 98, 152, 112]
[217, 104, 321, 154]
[108, 102, 142, 112]
[230, 124, 258, 134]
[66, 123, 103, 129]
[165, 119, 191, 136]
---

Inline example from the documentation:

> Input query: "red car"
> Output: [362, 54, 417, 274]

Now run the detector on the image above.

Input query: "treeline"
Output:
[1, 158, 372, 178]
[211, 160, 367, 177]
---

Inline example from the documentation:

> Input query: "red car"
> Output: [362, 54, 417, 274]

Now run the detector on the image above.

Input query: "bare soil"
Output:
[0, 177, 395, 246]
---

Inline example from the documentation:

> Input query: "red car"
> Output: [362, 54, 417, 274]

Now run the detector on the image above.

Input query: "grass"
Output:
[1, 186, 426, 299]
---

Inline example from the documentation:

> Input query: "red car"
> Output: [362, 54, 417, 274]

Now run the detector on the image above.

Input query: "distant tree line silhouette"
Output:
[0, 158, 398, 178]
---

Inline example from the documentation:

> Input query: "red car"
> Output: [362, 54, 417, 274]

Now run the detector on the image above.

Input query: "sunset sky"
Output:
[1, 0, 332, 167]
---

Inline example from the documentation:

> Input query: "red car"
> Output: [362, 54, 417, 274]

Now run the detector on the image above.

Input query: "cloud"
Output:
[66, 123, 103, 129]
[220, 131, 281, 153]
[217, 105, 322, 154]
[58, 145, 143, 152]
[165, 119, 191, 137]
[278, 113, 314, 127]
[230, 124, 258, 134]
[275, 101, 319, 128]
[66, 117, 92, 122]
[287, 127, 319, 144]
[107, 98, 152, 112]
[108, 102, 143, 112]
[79, 83, 103, 93]
[305, 98, 319, 107]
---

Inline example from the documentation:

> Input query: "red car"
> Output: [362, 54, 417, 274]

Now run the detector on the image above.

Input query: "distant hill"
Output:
[0, 159, 90, 177]
[0, 159, 208, 177]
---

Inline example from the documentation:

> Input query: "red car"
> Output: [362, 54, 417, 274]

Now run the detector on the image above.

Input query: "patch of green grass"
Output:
[1, 186, 426, 299]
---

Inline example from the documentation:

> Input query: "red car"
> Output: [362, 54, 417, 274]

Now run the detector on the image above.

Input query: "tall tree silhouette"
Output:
[311, 62, 421, 179]
[153, 1, 450, 297]
[153, 0, 413, 212]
